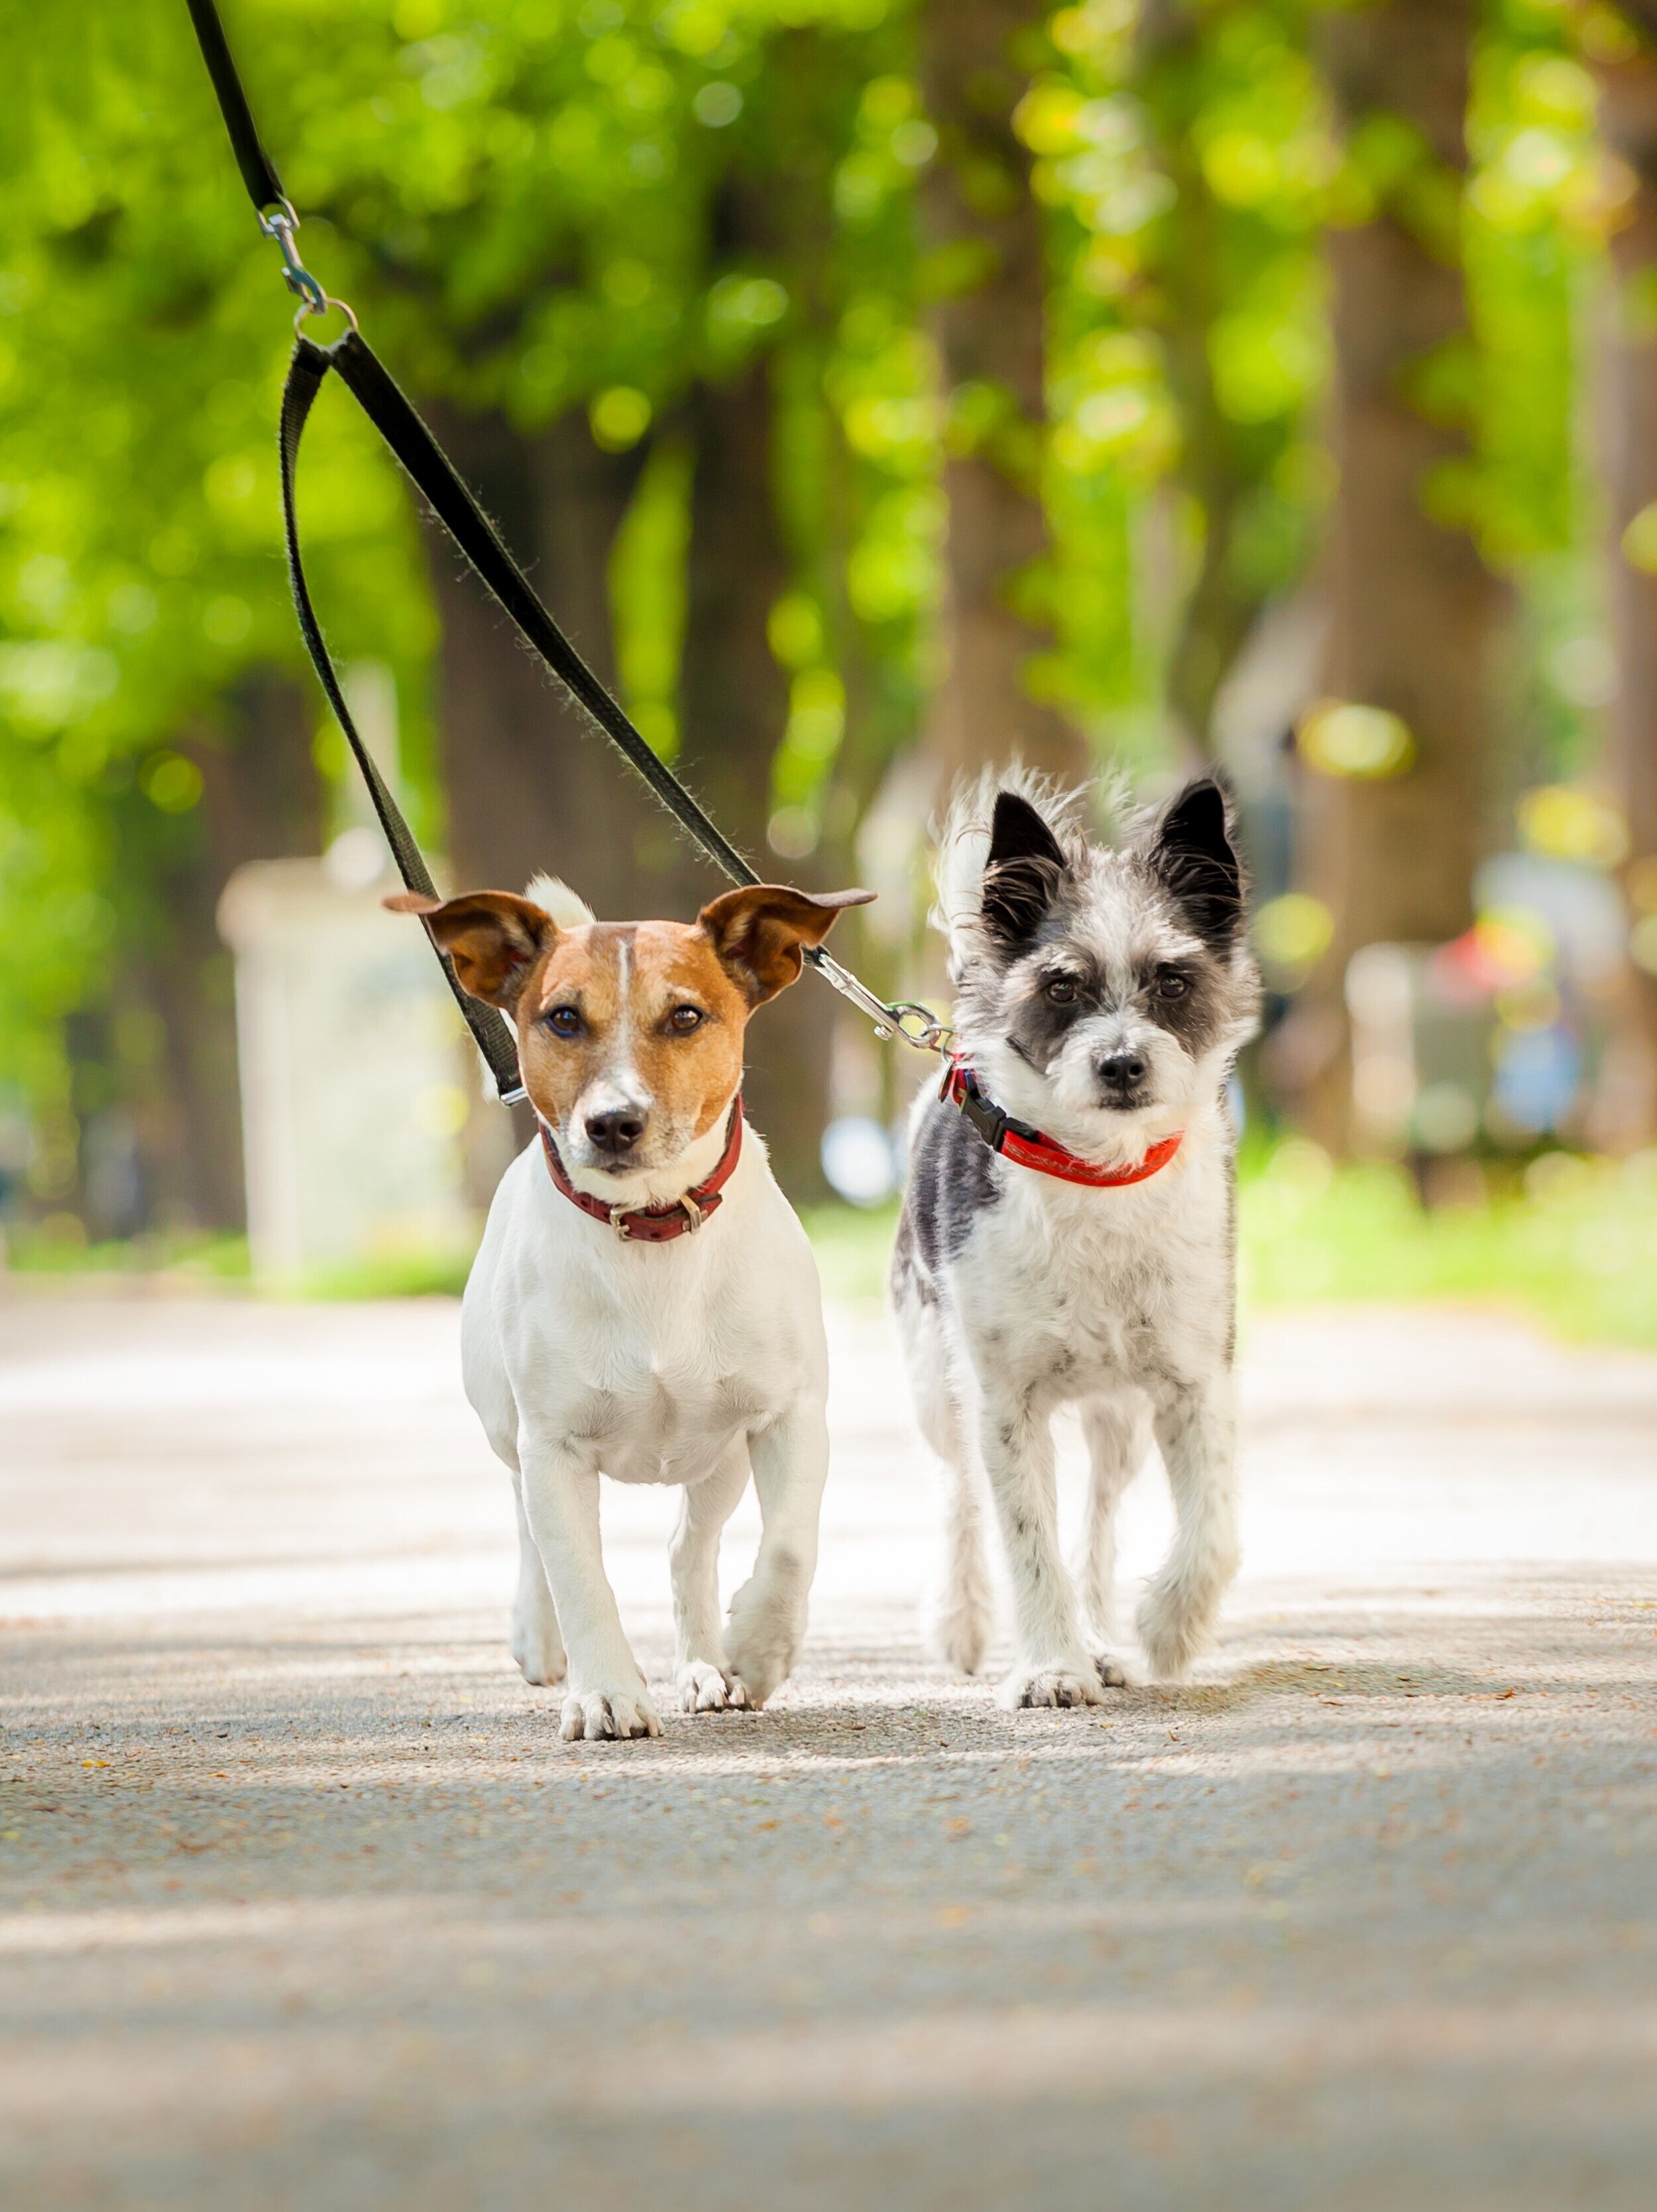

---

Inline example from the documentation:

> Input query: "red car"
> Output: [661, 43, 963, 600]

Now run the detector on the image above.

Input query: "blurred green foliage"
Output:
[0, 0, 1636, 1230]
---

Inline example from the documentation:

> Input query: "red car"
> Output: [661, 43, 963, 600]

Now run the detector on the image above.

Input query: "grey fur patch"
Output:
[891, 1092, 1002, 1302]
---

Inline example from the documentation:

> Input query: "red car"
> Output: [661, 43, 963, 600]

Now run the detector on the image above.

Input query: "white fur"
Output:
[524, 872, 598, 929]
[895, 777, 1255, 1704]
[465, 1116, 831, 1742]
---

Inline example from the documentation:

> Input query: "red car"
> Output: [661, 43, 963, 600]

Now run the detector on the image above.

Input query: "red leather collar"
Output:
[538, 1099, 744, 1242]
[941, 1057, 1182, 1189]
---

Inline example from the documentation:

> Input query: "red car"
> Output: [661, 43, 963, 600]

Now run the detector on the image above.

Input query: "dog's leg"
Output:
[980, 1390, 1105, 1712]
[520, 1437, 660, 1742]
[1076, 1394, 1150, 1686]
[724, 1403, 828, 1710]
[670, 1451, 751, 1714]
[1138, 1378, 1239, 1682]
[903, 1307, 993, 1675]
[931, 1426, 996, 1678]
[510, 1476, 566, 1687]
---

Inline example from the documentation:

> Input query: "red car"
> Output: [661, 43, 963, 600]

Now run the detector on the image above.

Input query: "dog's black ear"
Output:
[1147, 778, 1244, 947]
[981, 791, 1069, 951]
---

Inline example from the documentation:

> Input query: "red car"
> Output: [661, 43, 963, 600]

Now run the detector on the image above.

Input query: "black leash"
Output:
[187, 0, 946, 1105]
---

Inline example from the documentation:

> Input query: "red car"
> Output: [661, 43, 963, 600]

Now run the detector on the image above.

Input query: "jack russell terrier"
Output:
[389, 871, 872, 1741]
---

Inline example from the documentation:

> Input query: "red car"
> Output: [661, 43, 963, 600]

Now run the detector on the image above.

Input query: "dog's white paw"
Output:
[1136, 1580, 1210, 1683]
[928, 1591, 992, 1677]
[559, 1684, 661, 1743]
[725, 1572, 805, 1711]
[1092, 1651, 1133, 1690]
[676, 1659, 749, 1715]
[998, 1664, 1108, 1712]
[510, 1607, 567, 1688]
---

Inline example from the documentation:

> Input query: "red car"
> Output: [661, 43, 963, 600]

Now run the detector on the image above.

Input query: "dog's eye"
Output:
[1155, 970, 1190, 1000]
[1044, 975, 1077, 1005]
[666, 1005, 704, 1035]
[545, 1006, 584, 1038]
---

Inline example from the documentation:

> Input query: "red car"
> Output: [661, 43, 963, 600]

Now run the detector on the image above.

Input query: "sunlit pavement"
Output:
[1, 1289, 1655, 2212]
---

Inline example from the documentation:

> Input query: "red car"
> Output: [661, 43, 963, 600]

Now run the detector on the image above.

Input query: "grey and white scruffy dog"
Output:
[890, 770, 1261, 1706]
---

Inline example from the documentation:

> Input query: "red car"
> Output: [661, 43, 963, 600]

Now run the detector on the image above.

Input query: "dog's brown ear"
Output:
[383, 889, 557, 1011]
[697, 884, 875, 1006]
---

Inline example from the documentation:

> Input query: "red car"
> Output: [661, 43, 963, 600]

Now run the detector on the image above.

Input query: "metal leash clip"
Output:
[258, 198, 359, 337]
[807, 949, 952, 1054]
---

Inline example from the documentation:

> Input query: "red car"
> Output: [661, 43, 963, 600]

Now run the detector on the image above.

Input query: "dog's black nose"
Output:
[585, 1107, 646, 1155]
[1096, 1051, 1147, 1094]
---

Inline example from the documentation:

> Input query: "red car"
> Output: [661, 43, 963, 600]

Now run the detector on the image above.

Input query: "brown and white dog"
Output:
[388, 872, 870, 1741]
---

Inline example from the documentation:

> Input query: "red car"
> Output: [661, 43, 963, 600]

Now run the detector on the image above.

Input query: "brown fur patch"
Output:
[387, 880, 872, 1169]
[519, 923, 750, 1141]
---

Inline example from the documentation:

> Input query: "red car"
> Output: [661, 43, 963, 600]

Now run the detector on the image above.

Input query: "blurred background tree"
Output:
[1, 0, 1654, 1252]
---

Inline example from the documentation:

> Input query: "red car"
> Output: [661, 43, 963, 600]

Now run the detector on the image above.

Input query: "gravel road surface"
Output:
[2, 1291, 1654, 2210]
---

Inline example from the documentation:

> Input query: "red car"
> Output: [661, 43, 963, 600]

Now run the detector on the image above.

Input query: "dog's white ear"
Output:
[699, 884, 875, 1006]
[1147, 779, 1244, 947]
[384, 889, 558, 1010]
[980, 791, 1069, 950]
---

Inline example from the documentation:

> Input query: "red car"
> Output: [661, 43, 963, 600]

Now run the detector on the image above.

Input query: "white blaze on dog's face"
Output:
[385, 881, 872, 1179]
[958, 781, 1259, 1160]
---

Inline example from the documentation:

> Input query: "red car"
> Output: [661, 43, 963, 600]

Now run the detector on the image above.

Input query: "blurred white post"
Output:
[217, 846, 475, 1285]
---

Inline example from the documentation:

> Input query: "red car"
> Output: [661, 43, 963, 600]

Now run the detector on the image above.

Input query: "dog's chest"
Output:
[960, 1172, 1224, 1390]
[572, 1324, 783, 1485]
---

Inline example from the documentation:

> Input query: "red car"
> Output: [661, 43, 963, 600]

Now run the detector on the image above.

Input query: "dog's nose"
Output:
[1096, 1051, 1147, 1094]
[585, 1106, 646, 1155]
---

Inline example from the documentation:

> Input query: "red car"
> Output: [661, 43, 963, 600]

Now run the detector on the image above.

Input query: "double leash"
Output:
[184, 0, 946, 1108]
[186, 0, 1179, 1195]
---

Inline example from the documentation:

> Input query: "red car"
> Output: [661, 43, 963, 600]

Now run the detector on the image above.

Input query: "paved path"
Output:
[1, 1291, 1654, 2211]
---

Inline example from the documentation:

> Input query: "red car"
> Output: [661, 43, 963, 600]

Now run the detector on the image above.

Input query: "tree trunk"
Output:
[425, 404, 662, 920]
[107, 671, 323, 1235]
[1137, 0, 1261, 760]
[1288, 0, 1502, 1144]
[678, 362, 834, 1200]
[919, 0, 1088, 784]
[1592, 41, 1657, 1145]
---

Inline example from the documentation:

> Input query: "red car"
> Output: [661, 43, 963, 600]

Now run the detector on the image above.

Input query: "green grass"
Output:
[1239, 1141, 1657, 1348]
[1, 1227, 252, 1285]
[799, 1198, 901, 1305]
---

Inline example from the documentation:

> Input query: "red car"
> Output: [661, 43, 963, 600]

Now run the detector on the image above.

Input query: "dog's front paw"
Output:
[928, 1587, 992, 1677]
[1136, 1578, 1215, 1683]
[1092, 1651, 1133, 1690]
[559, 1684, 661, 1743]
[676, 1659, 750, 1715]
[510, 1605, 566, 1688]
[725, 1572, 805, 1711]
[998, 1664, 1108, 1712]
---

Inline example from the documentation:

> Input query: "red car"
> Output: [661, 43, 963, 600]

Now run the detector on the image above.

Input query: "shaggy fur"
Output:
[891, 770, 1261, 1703]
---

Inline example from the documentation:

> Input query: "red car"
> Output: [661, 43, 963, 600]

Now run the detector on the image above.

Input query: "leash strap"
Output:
[278, 327, 776, 1101]
[192, 0, 947, 1098]
[184, 0, 286, 213]
[279, 342, 526, 1102]
[316, 330, 762, 889]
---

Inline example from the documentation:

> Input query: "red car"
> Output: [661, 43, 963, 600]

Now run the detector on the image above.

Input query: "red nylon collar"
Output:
[941, 1057, 1182, 1190]
[538, 1099, 744, 1242]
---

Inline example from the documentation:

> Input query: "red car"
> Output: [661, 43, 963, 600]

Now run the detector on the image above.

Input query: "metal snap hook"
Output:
[260, 199, 358, 338]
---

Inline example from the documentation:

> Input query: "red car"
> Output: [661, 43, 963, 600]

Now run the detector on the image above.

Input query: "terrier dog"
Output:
[390, 872, 870, 1741]
[890, 773, 1259, 1705]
